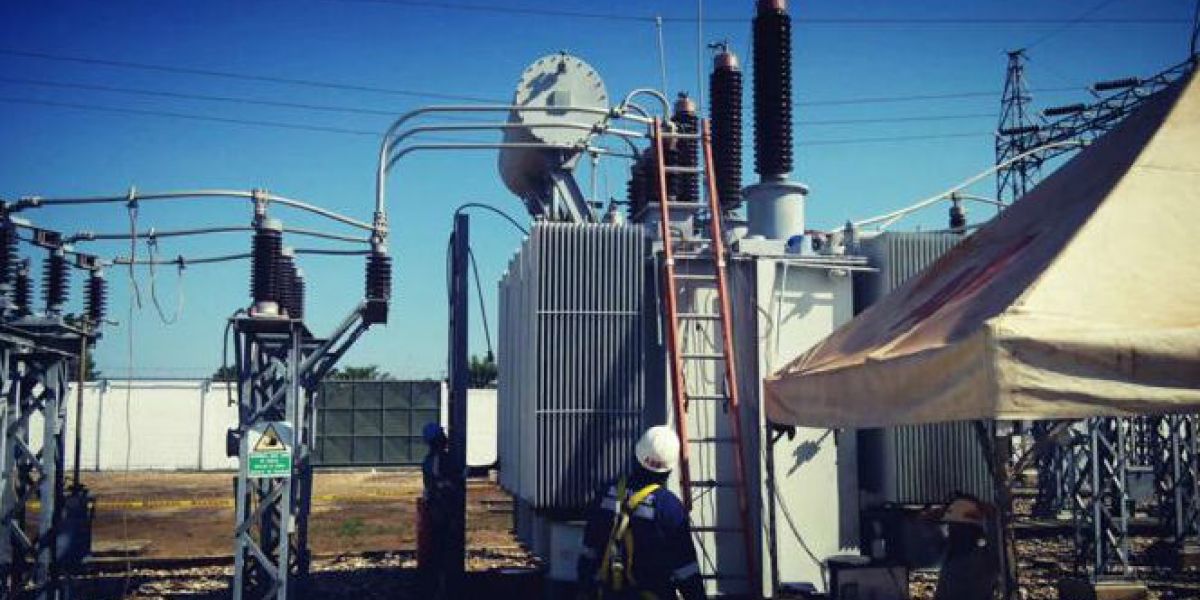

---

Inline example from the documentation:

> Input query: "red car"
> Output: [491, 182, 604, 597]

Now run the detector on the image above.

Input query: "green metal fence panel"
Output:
[313, 380, 442, 467]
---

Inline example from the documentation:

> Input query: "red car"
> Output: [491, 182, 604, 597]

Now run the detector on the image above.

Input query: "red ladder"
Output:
[652, 117, 759, 596]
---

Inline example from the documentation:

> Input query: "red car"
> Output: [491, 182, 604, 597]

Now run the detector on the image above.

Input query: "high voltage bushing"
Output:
[949, 200, 967, 233]
[625, 157, 648, 219]
[14, 258, 31, 316]
[0, 216, 17, 293]
[86, 270, 107, 325]
[753, 0, 794, 179]
[250, 218, 284, 316]
[42, 249, 69, 315]
[649, 131, 678, 202]
[292, 269, 306, 322]
[710, 46, 744, 210]
[364, 250, 391, 324]
[276, 247, 302, 321]
[671, 93, 700, 206]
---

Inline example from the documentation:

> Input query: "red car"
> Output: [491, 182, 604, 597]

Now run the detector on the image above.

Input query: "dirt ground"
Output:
[64, 471, 1200, 599]
[78, 469, 516, 559]
[71, 469, 533, 599]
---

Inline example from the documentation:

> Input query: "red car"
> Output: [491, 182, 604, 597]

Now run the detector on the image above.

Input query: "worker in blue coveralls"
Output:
[418, 422, 456, 597]
[577, 425, 706, 600]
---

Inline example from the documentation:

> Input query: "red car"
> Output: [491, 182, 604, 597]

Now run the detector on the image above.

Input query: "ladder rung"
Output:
[687, 394, 727, 400]
[692, 437, 735, 444]
[692, 479, 736, 489]
[660, 201, 707, 210]
[681, 352, 724, 360]
[673, 273, 716, 281]
[660, 131, 701, 140]
[678, 313, 720, 320]
[663, 165, 703, 174]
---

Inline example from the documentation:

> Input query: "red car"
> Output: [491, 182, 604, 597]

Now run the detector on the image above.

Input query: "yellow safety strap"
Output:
[596, 478, 661, 593]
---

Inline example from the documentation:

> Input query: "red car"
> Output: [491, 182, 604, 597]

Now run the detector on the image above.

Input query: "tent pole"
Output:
[973, 420, 1019, 600]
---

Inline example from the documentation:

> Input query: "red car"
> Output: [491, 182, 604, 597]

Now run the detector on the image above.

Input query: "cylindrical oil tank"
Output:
[498, 53, 609, 218]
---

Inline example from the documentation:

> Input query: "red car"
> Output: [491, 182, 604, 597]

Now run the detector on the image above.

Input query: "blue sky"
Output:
[0, 0, 1193, 379]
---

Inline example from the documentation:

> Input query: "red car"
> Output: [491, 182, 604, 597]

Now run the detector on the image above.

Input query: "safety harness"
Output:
[597, 476, 661, 597]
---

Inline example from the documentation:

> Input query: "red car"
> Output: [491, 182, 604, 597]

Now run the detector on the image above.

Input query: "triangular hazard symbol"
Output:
[254, 424, 285, 453]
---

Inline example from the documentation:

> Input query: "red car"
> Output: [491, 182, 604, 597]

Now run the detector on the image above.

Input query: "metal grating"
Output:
[855, 232, 993, 504]
[313, 380, 441, 466]
[498, 223, 647, 513]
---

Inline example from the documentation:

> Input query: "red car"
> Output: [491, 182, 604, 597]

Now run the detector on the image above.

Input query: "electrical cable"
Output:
[145, 236, 185, 325]
[453, 203, 529, 236]
[0, 75, 402, 117]
[0, 95, 377, 137]
[0, 69, 1092, 113]
[126, 199, 143, 309]
[0, 48, 500, 103]
[1025, 0, 1122, 50]
[329, 1, 1187, 25]
[466, 247, 493, 361]
[119, 237, 138, 599]
[221, 309, 245, 407]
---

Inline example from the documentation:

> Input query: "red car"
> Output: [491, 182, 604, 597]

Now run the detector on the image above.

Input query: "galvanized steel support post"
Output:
[227, 302, 374, 600]
[1156, 415, 1200, 546]
[0, 339, 78, 600]
[1075, 417, 1132, 579]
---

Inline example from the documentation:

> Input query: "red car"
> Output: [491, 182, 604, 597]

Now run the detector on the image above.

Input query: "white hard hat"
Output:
[635, 425, 680, 473]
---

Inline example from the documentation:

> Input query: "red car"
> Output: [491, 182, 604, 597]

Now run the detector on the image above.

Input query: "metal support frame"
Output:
[0, 322, 89, 600]
[1072, 418, 1133, 579]
[1031, 420, 1067, 518]
[1155, 415, 1200, 545]
[230, 308, 370, 600]
[995, 49, 1039, 205]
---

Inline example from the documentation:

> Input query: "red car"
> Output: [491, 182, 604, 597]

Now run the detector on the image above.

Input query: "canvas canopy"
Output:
[764, 68, 1200, 428]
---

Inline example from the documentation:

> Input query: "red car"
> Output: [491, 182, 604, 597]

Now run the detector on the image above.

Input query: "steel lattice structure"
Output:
[996, 54, 1199, 580]
[230, 305, 377, 600]
[1070, 418, 1133, 578]
[1155, 416, 1200, 544]
[995, 49, 1040, 205]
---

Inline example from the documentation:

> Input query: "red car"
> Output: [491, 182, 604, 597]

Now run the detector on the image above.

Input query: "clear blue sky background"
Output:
[0, 0, 1193, 380]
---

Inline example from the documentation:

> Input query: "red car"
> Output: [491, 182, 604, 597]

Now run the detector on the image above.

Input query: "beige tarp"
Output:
[764, 69, 1200, 428]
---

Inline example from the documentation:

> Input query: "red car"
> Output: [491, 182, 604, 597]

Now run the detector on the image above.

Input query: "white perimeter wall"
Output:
[33, 380, 497, 471]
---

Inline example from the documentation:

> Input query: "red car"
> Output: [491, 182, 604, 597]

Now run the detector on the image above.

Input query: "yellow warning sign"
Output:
[253, 423, 286, 453]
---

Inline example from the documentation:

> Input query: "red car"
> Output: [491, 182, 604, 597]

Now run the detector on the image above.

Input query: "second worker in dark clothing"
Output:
[577, 425, 706, 600]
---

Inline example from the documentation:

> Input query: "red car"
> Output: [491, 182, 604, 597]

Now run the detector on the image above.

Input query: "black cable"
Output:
[0, 95, 377, 137]
[1025, 0, 1122, 50]
[0, 48, 500, 103]
[221, 308, 246, 407]
[1, 75, 1008, 128]
[0, 93, 1004, 148]
[329, 1, 1186, 25]
[453, 203, 529, 236]
[466, 247, 493, 362]
[0, 75, 400, 117]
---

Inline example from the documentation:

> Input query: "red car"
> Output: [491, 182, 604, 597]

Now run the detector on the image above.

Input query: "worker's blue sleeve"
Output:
[577, 483, 615, 585]
[653, 490, 705, 600]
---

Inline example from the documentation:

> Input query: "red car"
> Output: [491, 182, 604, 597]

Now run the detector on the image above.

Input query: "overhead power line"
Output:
[0, 93, 994, 148]
[0, 48, 501, 103]
[802, 131, 990, 147]
[331, 0, 1189, 26]
[0, 95, 378, 137]
[1026, 0, 1122, 49]
[0, 76, 400, 117]
[0, 72, 1088, 120]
